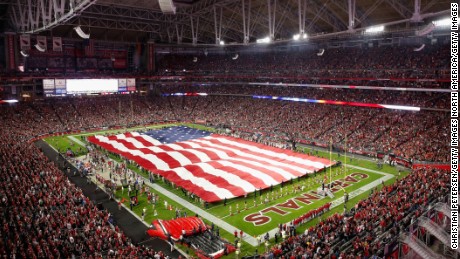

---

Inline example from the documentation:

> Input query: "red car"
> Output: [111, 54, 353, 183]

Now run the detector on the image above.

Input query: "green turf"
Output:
[105, 148, 385, 236]
[216, 169, 381, 235]
[297, 146, 404, 175]
[43, 123, 411, 257]
[44, 136, 88, 157]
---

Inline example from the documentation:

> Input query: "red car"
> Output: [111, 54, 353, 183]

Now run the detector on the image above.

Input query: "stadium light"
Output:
[365, 25, 384, 33]
[73, 26, 90, 39]
[256, 37, 271, 44]
[433, 18, 450, 27]
[292, 33, 307, 41]
[219, 40, 225, 45]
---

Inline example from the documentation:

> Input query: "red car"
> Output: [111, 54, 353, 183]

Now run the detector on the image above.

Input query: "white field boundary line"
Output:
[37, 141, 189, 258]
[147, 182, 261, 246]
[67, 136, 87, 147]
[144, 164, 394, 247]
[262, 165, 394, 245]
[51, 135, 396, 248]
[45, 141, 60, 153]
[72, 152, 249, 252]
[64, 154, 190, 258]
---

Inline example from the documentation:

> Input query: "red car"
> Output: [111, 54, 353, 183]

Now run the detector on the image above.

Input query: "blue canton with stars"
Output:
[143, 126, 212, 144]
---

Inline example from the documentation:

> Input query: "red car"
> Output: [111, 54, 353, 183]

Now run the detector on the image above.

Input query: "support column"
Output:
[40, 0, 53, 25]
[175, 24, 183, 44]
[297, 0, 307, 35]
[190, 16, 199, 45]
[267, 0, 276, 39]
[348, 0, 355, 31]
[52, 0, 65, 20]
[242, 0, 251, 44]
[412, 0, 421, 22]
[213, 6, 223, 45]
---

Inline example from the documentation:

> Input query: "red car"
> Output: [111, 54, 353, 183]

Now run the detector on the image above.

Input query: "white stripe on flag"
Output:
[191, 138, 307, 174]
[89, 132, 333, 202]
[167, 151, 192, 166]
[194, 163, 255, 192]
[216, 160, 278, 186]
[133, 132, 163, 146]
[95, 136, 171, 170]
[115, 133, 147, 149]
[168, 167, 233, 199]
[209, 136, 328, 169]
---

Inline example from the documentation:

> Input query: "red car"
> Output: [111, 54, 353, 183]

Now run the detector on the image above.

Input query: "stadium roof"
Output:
[2, 0, 451, 44]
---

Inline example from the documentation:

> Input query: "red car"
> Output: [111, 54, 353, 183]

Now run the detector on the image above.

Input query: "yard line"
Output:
[67, 136, 87, 147]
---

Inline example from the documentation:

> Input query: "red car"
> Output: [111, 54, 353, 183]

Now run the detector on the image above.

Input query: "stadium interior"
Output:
[0, 0, 456, 258]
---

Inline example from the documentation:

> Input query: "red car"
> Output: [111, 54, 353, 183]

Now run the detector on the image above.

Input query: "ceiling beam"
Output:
[422, 0, 439, 13]
[383, 0, 412, 19]
[72, 16, 160, 33]
[306, 0, 347, 32]
[12, 0, 97, 33]
[77, 4, 242, 43]
[354, 0, 385, 27]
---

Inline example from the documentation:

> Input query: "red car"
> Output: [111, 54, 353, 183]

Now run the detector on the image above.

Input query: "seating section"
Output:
[157, 45, 450, 80]
[185, 232, 229, 258]
[0, 43, 451, 258]
[266, 168, 450, 258]
[0, 93, 450, 162]
[0, 119, 165, 258]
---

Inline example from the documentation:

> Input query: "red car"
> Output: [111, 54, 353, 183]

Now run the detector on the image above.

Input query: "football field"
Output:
[44, 123, 407, 256]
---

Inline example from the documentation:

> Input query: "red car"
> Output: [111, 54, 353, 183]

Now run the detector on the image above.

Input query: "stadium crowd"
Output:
[0, 103, 170, 258]
[0, 91, 449, 163]
[0, 94, 451, 258]
[0, 42, 451, 258]
[159, 84, 449, 108]
[157, 45, 450, 80]
[267, 167, 449, 258]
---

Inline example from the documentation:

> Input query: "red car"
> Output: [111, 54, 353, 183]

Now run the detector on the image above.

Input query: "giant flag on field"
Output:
[88, 126, 334, 202]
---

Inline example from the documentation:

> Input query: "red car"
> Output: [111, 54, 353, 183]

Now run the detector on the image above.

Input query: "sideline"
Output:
[74, 157, 190, 258]
[103, 159, 393, 247]
[56, 132, 397, 247]
[68, 135, 87, 147]
[262, 165, 394, 243]
[36, 140, 185, 258]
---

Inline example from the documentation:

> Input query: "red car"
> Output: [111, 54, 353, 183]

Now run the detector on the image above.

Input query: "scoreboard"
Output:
[43, 79, 55, 94]
[43, 78, 136, 97]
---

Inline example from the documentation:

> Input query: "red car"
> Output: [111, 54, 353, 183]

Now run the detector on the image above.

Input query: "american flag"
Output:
[88, 126, 334, 202]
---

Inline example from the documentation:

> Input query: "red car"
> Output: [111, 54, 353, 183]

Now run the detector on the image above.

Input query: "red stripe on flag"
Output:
[156, 170, 221, 202]
[87, 132, 334, 202]
[207, 161, 269, 188]
[168, 164, 246, 197]
[189, 138, 310, 175]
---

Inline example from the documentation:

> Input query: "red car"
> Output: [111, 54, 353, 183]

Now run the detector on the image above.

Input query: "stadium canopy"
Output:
[2, 0, 451, 45]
